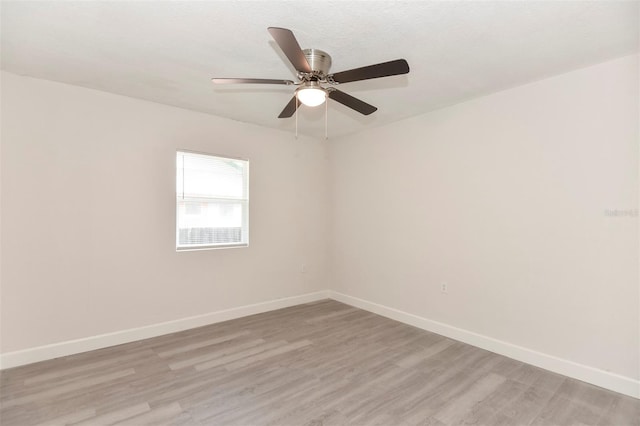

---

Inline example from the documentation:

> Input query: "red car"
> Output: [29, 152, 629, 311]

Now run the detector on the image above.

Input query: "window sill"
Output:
[176, 243, 249, 252]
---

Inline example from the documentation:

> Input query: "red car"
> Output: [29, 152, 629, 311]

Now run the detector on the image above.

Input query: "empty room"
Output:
[1, 1, 638, 425]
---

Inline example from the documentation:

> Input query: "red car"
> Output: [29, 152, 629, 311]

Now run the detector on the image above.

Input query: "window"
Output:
[176, 151, 249, 250]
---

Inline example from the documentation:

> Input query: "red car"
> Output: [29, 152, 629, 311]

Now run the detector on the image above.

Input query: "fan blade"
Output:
[328, 89, 377, 115]
[212, 78, 294, 85]
[267, 27, 312, 73]
[278, 96, 299, 118]
[330, 59, 409, 84]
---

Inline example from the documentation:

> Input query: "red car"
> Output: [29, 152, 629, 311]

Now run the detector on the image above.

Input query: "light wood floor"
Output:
[1, 300, 638, 425]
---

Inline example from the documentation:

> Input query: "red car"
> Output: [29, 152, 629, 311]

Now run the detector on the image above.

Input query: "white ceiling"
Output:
[1, 1, 638, 139]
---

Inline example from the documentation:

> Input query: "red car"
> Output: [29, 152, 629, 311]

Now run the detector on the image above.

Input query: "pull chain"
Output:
[325, 98, 328, 140]
[295, 96, 298, 139]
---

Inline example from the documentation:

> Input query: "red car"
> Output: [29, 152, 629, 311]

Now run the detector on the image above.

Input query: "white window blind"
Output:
[176, 151, 249, 250]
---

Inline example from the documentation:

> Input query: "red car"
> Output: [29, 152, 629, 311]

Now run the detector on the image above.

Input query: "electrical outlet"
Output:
[301, 264, 307, 274]
[440, 282, 448, 294]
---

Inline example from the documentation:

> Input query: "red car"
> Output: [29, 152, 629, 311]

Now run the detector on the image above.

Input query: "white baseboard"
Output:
[0, 291, 330, 370]
[328, 290, 640, 400]
[3, 289, 637, 399]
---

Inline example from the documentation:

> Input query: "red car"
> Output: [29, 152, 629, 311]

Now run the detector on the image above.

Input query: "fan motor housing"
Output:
[303, 49, 332, 76]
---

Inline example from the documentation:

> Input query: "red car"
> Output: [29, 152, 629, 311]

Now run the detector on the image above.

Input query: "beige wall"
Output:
[0, 71, 328, 352]
[328, 54, 639, 380]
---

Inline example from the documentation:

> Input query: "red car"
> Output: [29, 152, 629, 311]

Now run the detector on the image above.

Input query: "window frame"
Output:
[175, 150, 249, 251]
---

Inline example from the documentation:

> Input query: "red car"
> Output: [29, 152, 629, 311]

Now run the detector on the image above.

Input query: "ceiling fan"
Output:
[212, 27, 410, 118]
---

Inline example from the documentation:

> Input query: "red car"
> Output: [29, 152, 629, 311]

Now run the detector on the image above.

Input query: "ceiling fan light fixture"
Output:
[212, 27, 411, 121]
[296, 86, 327, 107]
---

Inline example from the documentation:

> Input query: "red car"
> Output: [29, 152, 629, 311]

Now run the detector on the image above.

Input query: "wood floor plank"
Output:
[33, 407, 96, 426]
[22, 349, 156, 386]
[394, 338, 455, 368]
[73, 402, 151, 426]
[500, 383, 554, 424]
[167, 338, 266, 370]
[455, 379, 528, 425]
[531, 393, 603, 426]
[191, 340, 283, 371]
[112, 402, 183, 425]
[597, 394, 640, 426]
[433, 373, 506, 424]
[155, 330, 252, 358]
[1, 299, 638, 425]
[2, 368, 136, 409]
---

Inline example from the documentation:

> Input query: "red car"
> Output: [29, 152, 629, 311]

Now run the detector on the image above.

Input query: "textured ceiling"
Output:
[1, 1, 638, 139]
